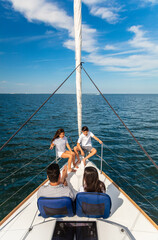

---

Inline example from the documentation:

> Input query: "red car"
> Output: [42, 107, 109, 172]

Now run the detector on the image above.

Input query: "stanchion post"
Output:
[55, 147, 58, 163]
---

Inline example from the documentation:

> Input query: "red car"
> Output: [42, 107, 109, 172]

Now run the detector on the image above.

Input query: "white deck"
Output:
[0, 160, 157, 240]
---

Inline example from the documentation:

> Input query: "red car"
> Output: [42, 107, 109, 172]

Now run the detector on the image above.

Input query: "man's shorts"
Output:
[82, 146, 93, 152]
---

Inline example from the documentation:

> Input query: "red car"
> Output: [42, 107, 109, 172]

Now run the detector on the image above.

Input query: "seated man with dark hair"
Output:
[37, 163, 75, 200]
[74, 126, 103, 166]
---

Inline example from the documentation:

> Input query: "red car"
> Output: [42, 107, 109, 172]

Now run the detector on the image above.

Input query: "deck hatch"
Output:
[52, 221, 98, 240]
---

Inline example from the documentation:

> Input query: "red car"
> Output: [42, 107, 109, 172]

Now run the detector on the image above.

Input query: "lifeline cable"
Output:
[102, 143, 158, 187]
[0, 63, 81, 152]
[82, 65, 158, 170]
[96, 154, 158, 211]
[0, 157, 62, 208]
[0, 149, 49, 184]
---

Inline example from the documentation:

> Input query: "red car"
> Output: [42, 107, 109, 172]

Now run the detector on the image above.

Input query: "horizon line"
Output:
[0, 93, 158, 95]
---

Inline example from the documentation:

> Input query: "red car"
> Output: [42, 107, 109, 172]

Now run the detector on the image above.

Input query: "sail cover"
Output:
[74, 0, 82, 136]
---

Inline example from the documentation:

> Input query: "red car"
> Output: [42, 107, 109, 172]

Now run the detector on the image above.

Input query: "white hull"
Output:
[0, 160, 157, 240]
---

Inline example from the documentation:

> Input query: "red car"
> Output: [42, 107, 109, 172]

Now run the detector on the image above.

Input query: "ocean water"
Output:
[0, 94, 158, 223]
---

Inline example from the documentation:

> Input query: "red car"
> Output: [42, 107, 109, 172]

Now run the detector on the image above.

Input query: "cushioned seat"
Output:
[76, 192, 111, 219]
[37, 197, 74, 218]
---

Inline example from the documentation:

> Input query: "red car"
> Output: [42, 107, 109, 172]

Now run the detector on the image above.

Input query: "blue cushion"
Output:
[76, 192, 111, 219]
[37, 197, 74, 218]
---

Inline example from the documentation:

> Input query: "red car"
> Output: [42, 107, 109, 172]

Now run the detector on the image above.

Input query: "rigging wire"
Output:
[0, 63, 81, 152]
[0, 137, 74, 184]
[102, 143, 158, 187]
[0, 158, 61, 208]
[66, 134, 157, 187]
[0, 149, 49, 184]
[82, 65, 158, 170]
[96, 154, 158, 211]
[68, 133, 157, 187]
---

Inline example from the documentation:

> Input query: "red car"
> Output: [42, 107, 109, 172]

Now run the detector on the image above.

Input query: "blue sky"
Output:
[0, 0, 158, 93]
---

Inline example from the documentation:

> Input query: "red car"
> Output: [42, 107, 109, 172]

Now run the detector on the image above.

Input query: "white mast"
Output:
[74, 0, 82, 136]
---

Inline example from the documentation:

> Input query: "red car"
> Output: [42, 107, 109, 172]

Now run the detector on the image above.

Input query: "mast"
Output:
[74, 0, 82, 136]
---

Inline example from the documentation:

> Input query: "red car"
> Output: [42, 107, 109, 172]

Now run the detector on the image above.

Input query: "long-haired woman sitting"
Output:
[50, 128, 76, 173]
[80, 166, 106, 193]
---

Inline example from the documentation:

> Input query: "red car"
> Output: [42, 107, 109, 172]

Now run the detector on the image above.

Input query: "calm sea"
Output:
[0, 94, 158, 223]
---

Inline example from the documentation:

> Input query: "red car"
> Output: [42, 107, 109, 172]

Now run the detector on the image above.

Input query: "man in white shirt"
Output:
[74, 126, 103, 166]
[37, 163, 75, 200]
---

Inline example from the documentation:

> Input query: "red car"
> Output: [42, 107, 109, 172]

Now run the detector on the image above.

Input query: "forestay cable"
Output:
[0, 64, 81, 152]
[82, 65, 158, 170]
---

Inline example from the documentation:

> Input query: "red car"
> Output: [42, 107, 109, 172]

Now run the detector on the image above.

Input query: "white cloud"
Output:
[90, 6, 119, 24]
[104, 45, 117, 50]
[87, 53, 158, 73]
[9, 0, 73, 33]
[85, 25, 158, 76]
[0, 32, 55, 43]
[83, 0, 121, 24]
[142, 0, 158, 4]
[8, 0, 97, 53]
[6, 1, 158, 77]
[83, 0, 105, 5]
[15, 82, 28, 86]
[128, 25, 158, 53]
[82, 24, 98, 52]
[105, 49, 144, 56]
[0, 81, 7, 84]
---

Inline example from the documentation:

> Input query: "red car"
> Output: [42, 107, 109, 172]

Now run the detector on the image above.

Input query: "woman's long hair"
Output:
[83, 166, 106, 193]
[51, 128, 65, 143]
